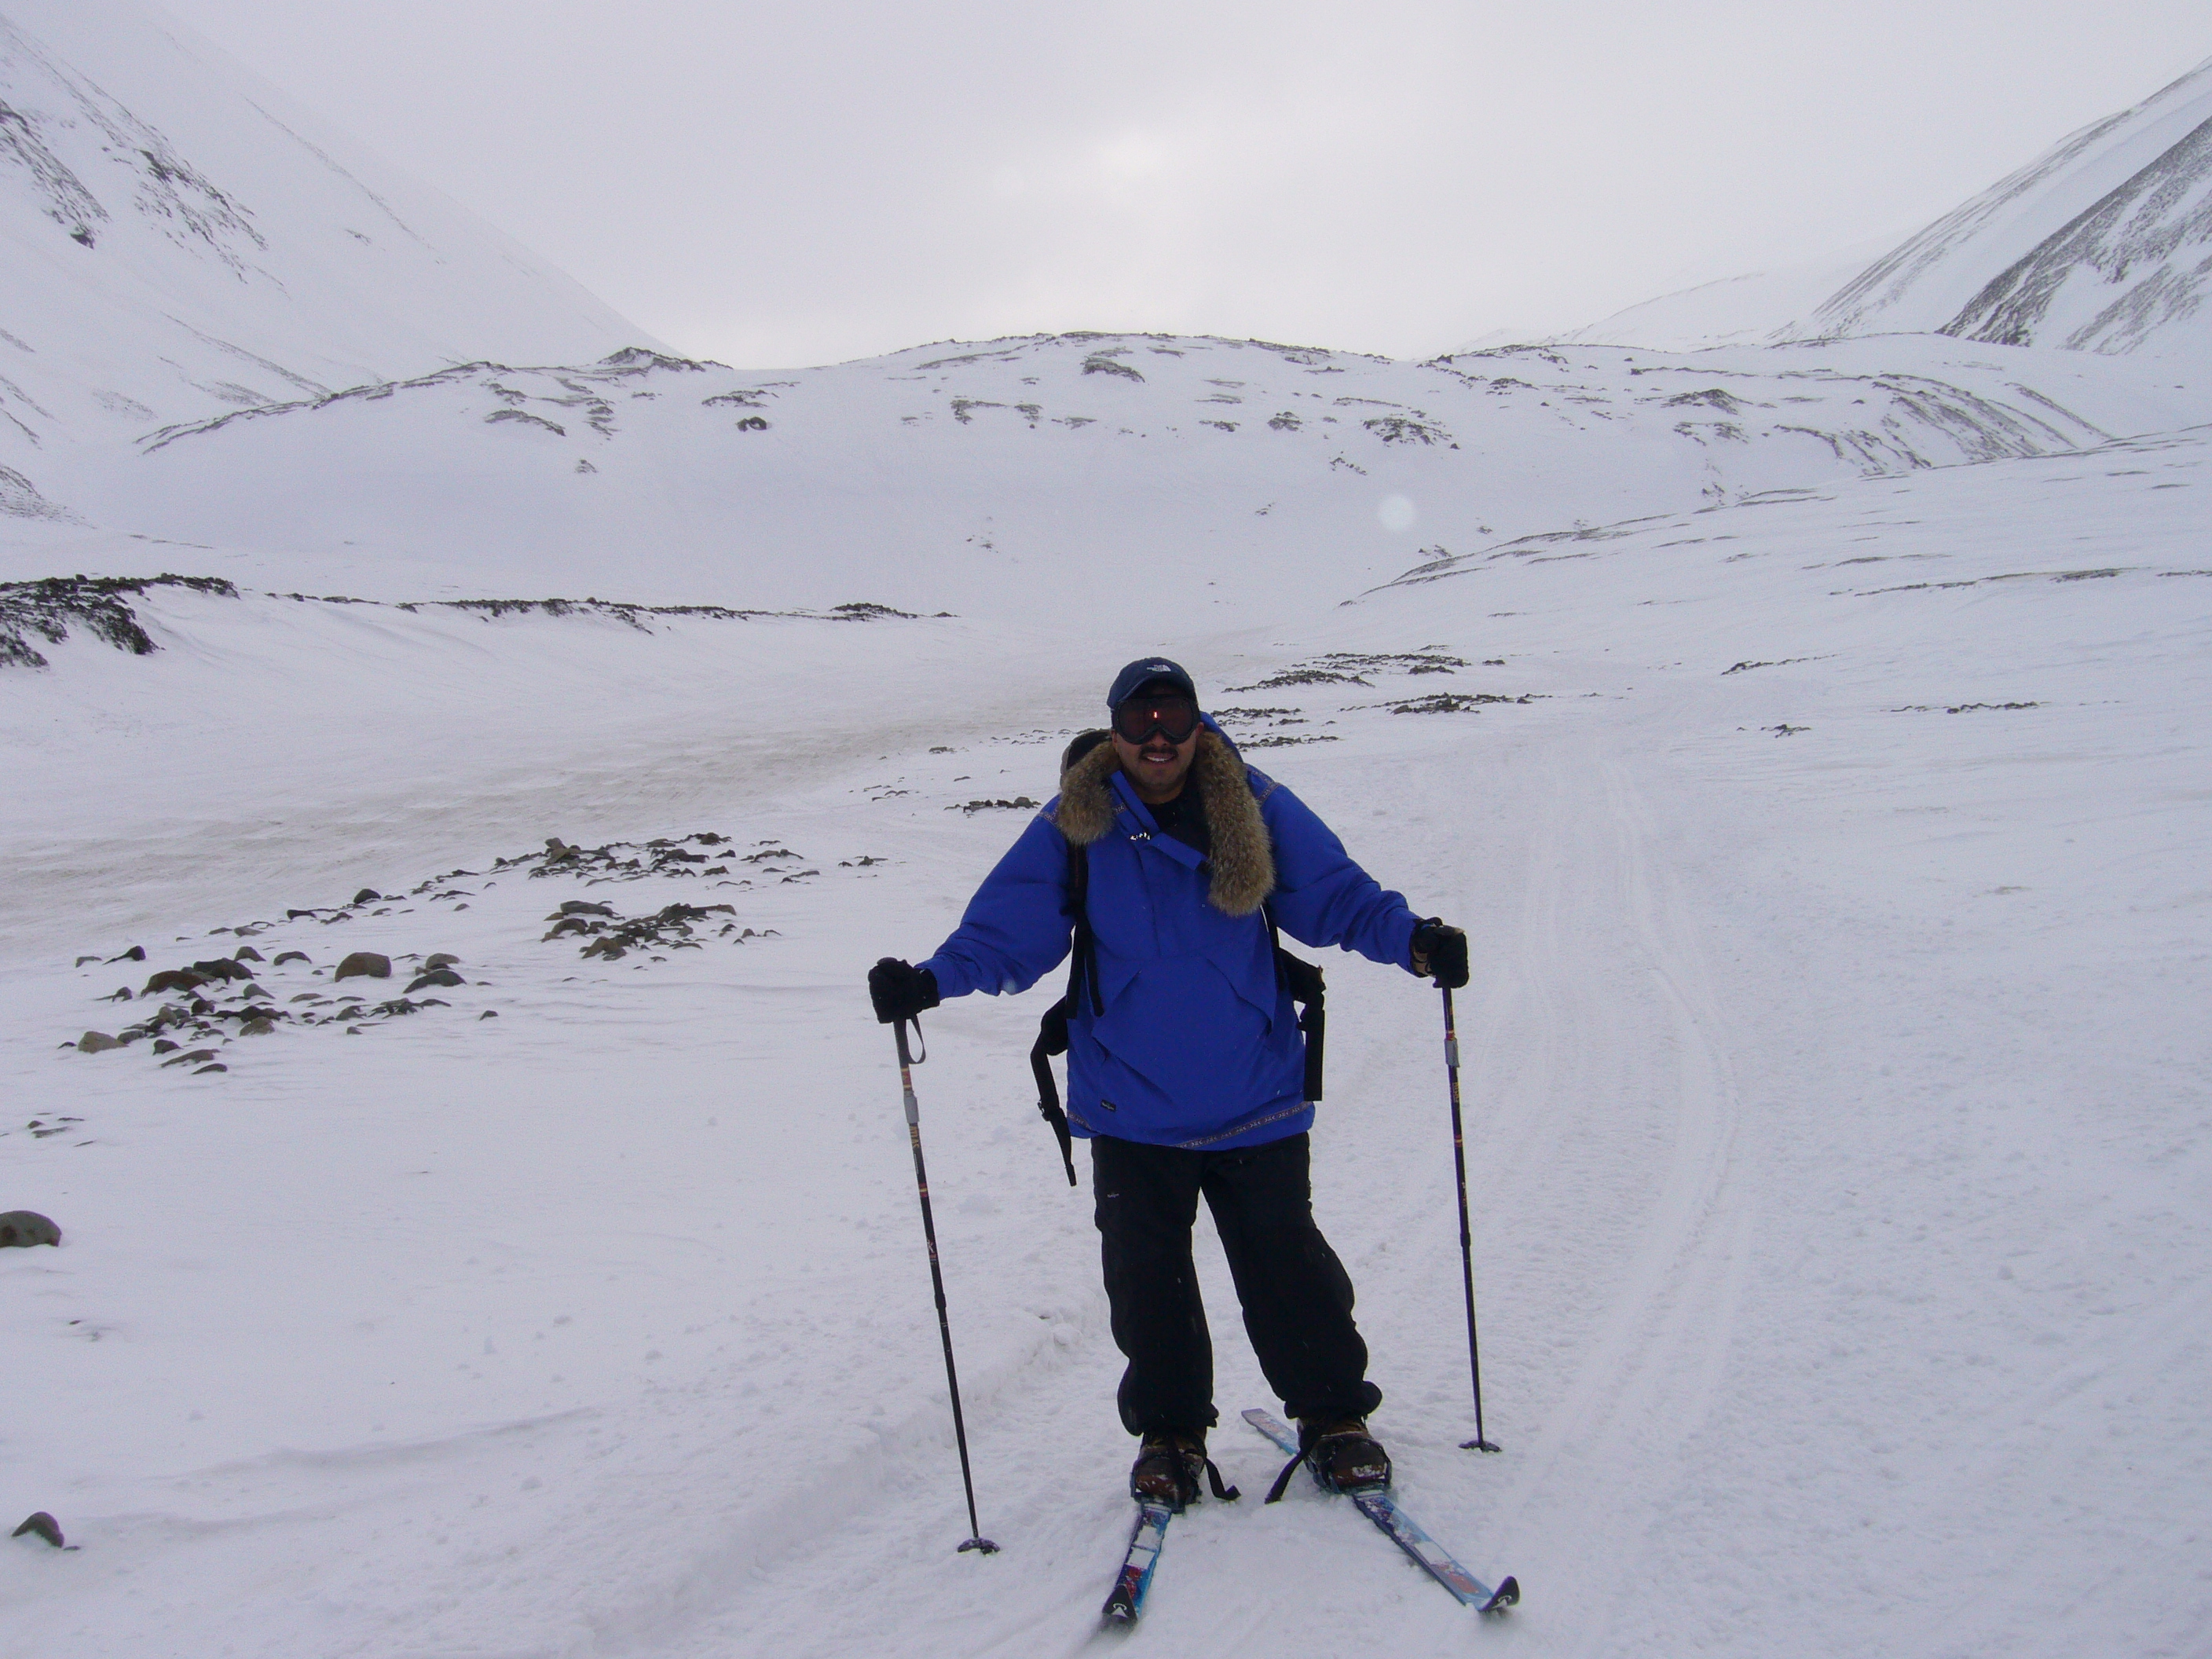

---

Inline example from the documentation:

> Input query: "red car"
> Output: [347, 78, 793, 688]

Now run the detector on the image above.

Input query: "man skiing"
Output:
[868, 657, 1469, 1512]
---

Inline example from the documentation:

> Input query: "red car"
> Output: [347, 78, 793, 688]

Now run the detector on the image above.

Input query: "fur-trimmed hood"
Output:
[1053, 726, 1276, 916]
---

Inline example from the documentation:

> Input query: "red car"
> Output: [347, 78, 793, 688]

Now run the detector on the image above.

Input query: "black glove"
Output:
[1409, 920, 1469, 989]
[869, 958, 940, 1024]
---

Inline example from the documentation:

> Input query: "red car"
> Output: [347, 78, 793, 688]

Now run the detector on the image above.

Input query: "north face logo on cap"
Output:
[1148, 661, 1171, 673]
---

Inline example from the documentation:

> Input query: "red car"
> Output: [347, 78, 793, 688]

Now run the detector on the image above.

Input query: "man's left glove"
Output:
[869, 957, 940, 1024]
[1409, 920, 1469, 989]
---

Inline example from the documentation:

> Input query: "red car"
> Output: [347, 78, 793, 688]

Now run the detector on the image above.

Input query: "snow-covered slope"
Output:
[1518, 237, 1903, 353]
[18, 329, 2203, 623]
[1789, 54, 2212, 356]
[0, 0, 650, 515]
[2, 419, 2206, 1658]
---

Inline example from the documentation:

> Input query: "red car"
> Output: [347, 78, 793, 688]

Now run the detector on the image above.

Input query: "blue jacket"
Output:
[921, 726, 1421, 1148]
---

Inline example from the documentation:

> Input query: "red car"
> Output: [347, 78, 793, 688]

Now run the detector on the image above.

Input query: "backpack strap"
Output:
[1265, 901, 1328, 1103]
[1027, 840, 1090, 1186]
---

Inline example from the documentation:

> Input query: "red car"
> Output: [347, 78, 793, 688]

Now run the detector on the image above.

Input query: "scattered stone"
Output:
[0, 1212, 60, 1247]
[273, 950, 309, 966]
[152, 1038, 178, 1054]
[77, 1031, 123, 1053]
[192, 1063, 227, 1075]
[405, 969, 465, 993]
[233, 946, 264, 962]
[162, 1049, 218, 1068]
[334, 952, 392, 981]
[108, 945, 145, 963]
[190, 958, 251, 983]
[240, 1019, 275, 1036]
[423, 952, 461, 969]
[352, 888, 382, 906]
[74, 954, 98, 967]
[11, 1511, 63, 1547]
[239, 983, 268, 999]
[478, 1009, 498, 1020]
[145, 969, 207, 995]
[101, 987, 133, 1002]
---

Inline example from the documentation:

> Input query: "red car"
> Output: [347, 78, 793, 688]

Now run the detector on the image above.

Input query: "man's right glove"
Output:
[1409, 920, 1469, 989]
[869, 957, 940, 1024]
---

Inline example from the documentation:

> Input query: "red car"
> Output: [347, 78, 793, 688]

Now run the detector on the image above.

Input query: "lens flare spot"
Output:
[1378, 494, 1417, 533]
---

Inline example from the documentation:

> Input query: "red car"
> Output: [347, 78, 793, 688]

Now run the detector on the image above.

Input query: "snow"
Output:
[0, 0, 650, 514]
[1786, 53, 2212, 357]
[2, 15, 2210, 1658]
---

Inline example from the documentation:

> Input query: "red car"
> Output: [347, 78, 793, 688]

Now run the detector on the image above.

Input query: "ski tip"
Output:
[1099, 1599, 1137, 1629]
[957, 1536, 1001, 1555]
[1459, 1437, 1503, 1453]
[1480, 1575, 1520, 1613]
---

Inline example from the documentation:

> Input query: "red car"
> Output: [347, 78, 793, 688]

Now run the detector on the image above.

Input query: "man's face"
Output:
[1109, 690, 1201, 802]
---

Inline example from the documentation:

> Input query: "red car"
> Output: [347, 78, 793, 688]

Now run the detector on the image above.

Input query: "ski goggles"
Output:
[1111, 694, 1201, 745]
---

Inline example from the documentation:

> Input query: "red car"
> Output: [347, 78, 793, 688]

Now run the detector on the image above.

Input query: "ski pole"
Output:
[1441, 987, 1501, 1452]
[891, 1016, 1000, 1553]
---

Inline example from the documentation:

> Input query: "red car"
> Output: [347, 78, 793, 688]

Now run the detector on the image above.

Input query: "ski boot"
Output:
[1265, 1415, 1391, 1501]
[1130, 1428, 1240, 1511]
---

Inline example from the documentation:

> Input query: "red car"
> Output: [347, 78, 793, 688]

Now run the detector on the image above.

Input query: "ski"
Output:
[1099, 1499, 1176, 1628]
[1243, 1409, 1519, 1614]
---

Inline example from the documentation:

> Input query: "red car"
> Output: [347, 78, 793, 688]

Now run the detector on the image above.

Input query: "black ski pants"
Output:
[1092, 1130, 1382, 1437]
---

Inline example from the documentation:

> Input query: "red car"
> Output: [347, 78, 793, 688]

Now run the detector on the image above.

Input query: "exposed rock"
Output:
[334, 952, 392, 981]
[162, 1048, 218, 1068]
[240, 1019, 275, 1035]
[192, 1063, 227, 1075]
[273, 950, 309, 966]
[239, 983, 268, 999]
[145, 969, 205, 994]
[352, 888, 382, 906]
[423, 952, 461, 969]
[74, 954, 98, 966]
[0, 1212, 60, 1247]
[557, 901, 613, 917]
[152, 1038, 178, 1054]
[77, 1031, 123, 1053]
[478, 1009, 499, 1019]
[101, 986, 133, 1002]
[405, 969, 464, 993]
[10, 1511, 63, 1547]
[233, 946, 264, 962]
[189, 958, 251, 983]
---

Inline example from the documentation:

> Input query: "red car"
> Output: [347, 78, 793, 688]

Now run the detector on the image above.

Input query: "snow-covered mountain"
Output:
[0, 0, 650, 515]
[1509, 56, 2212, 361]
[12, 328, 2199, 623]
[1790, 53, 2212, 355]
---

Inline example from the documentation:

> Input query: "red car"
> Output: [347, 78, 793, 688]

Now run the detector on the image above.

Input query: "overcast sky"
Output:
[159, 0, 2208, 368]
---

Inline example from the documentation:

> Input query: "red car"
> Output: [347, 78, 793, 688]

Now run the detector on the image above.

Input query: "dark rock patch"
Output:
[335, 952, 392, 981]
[0, 1212, 60, 1247]
[76, 1031, 123, 1053]
[0, 574, 237, 670]
[405, 969, 465, 993]
[10, 1511, 64, 1547]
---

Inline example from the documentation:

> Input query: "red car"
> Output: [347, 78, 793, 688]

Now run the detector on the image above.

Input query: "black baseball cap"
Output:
[1107, 657, 1198, 709]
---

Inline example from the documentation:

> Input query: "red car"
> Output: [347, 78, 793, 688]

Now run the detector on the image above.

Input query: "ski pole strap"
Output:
[1206, 1458, 1241, 1502]
[1264, 1445, 1309, 1503]
[1029, 995, 1079, 1186]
